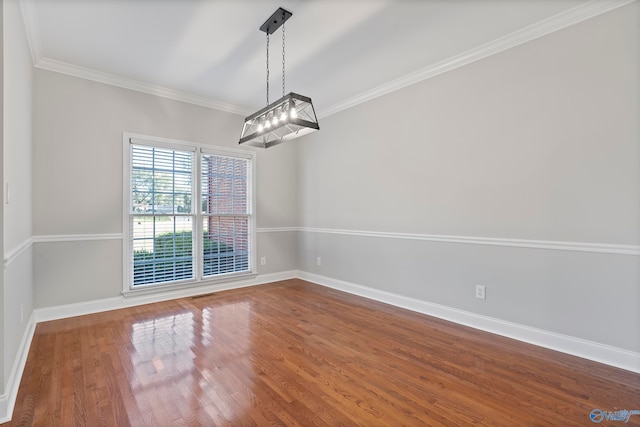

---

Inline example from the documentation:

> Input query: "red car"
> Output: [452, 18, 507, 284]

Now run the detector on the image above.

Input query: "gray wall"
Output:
[0, 1, 632, 422]
[298, 3, 639, 352]
[2, 0, 34, 398]
[26, 1, 640, 357]
[0, 0, 5, 396]
[32, 69, 298, 307]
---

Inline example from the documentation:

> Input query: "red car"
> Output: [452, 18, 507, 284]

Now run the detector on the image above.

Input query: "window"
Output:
[124, 135, 255, 291]
[201, 153, 250, 276]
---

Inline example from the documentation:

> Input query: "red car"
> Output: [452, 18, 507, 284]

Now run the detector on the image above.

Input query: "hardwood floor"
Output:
[3, 279, 639, 426]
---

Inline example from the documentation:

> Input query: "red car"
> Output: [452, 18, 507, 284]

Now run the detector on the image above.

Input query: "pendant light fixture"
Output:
[239, 8, 319, 148]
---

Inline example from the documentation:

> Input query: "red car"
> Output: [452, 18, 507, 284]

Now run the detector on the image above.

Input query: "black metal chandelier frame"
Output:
[239, 8, 319, 149]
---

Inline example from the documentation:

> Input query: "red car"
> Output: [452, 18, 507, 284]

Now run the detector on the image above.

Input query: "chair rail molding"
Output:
[298, 227, 640, 256]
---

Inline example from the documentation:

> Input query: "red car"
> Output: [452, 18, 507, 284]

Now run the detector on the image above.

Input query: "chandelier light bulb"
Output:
[264, 113, 272, 129]
[288, 100, 297, 119]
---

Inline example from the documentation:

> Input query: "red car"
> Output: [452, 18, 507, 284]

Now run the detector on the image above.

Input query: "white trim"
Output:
[4, 267, 636, 423]
[123, 134, 133, 293]
[121, 271, 257, 298]
[129, 137, 198, 153]
[200, 145, 254, 161]
[0, 396, 6, 424]
[19, 0, 41, 66]
[317, 0, 637, 118]
[297, 271, 640, 374]
[3, 237, 34, 268]
[256, 227, 298, 233]
[34, 57, 251, 116]
[33, 233, 123, 243]
[125, 132, 255, 158]
[14, 228, 639, 256]
[0, 271, 287, 421]
[0, 312, 37, 424]
[34, 270, 296, 323]
[121, 132, 258, 293]
[298, 227, 640, 256]
[20, 0, 634, 119]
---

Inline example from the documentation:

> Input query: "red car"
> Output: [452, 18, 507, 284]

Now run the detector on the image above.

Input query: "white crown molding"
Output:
[317, 0, 638, 118]
[20, 0, 635, 119]
[298, 271, 640, 374]
[299, 227, 640, 256]
[33, 57, 252, 116]
[19, 0, 42, 65]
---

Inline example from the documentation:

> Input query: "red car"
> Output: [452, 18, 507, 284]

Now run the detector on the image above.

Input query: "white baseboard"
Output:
[35, 270, 297, 323]
[2, 271, 294, 422]
[6, 267, 637, 424]
[297, 271, 640, 374]
[0, 312, 37, 424]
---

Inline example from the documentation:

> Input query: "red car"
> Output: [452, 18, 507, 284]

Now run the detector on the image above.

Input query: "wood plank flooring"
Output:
[3, 279, 639, 426]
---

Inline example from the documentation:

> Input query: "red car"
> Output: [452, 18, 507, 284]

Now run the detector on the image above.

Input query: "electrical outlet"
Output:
[476, 285, 486, 300]
[316, 256, 322, 266]
[260, 257, 267, 266]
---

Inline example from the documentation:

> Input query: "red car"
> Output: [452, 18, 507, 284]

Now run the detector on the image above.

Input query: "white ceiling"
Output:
[20, 0, 630, 117]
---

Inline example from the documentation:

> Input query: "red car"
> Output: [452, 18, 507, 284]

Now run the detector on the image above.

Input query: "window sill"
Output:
[121, 271, 258, 299]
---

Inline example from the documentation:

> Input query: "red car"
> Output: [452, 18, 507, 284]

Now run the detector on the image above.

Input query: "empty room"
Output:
[1, 0, 639, 425]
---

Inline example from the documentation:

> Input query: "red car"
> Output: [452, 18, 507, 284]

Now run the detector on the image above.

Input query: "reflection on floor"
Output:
[4, 279, 640, 426]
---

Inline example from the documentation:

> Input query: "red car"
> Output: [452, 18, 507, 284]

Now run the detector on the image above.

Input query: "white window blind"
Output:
[130, 145, 195, 286]
[126, 137, 254, 290]
[201, 154, 250, 277]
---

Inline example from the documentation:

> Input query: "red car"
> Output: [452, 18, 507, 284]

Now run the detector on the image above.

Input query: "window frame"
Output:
[122, 132, 257, 295]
